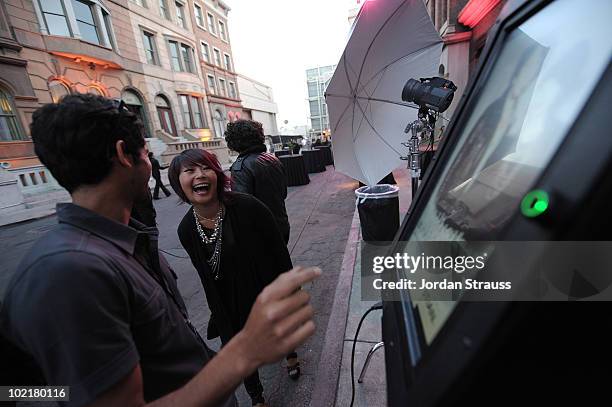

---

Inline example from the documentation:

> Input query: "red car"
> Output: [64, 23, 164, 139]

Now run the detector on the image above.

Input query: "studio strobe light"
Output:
[402, 77, 457, 113]
[400, 77, 457, 197]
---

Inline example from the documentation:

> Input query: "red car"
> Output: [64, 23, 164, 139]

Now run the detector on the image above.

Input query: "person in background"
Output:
[225, 120, 291, 243]
[131, 188, 158, 227]
[0, 94, 319, 407]
[149, 152, 172, 200]
[169, 149, 302, 407]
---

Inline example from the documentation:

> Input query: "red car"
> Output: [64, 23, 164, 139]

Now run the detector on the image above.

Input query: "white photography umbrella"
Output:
[326, 0, 443, 186]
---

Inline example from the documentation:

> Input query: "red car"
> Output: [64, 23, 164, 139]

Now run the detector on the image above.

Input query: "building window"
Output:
[223, 53, 232, 71]
[87, 85, 105, 96]
[309, 100, 321, 116]
[168, 40, 181, 71]
[175, 2, 186, 29]
[38, 0, 71, 36]
[179, 94, 191, 128]
[207, 74, 216, 94]
[213, 48, 221, 66]
[35, 0, 116, 49]
[71, 0, 99, 44]
[168, 40, 195, 73]
[179, 94, 205, 128]
[0, 88, 24, 141]
[155, 94, 177, 136]
[101, 10, 115, 48]
[122, 89, 150, 137]
[218, 20, 226, 41]
[207, 12, 216, 34]
[130, 0, 146, 7]
[218, 78, 226, 96]
[213, 108, 225, 138]
[190, 96, 203, 128]
[307, 82, 318, 97]
[228, 82, 237, 99]
[159, 0, 170, 19]
[142, 31, 158, 65]
[200, 42, 210, 63]
[48, 79, 71, 103]
[181, 43, 194, 73]
[194, 4, 204, 28]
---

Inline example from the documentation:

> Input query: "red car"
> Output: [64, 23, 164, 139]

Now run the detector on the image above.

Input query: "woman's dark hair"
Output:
[168, 149, 231, 204]
[30, 93, 145, 193]
[224, 120, 265, 153]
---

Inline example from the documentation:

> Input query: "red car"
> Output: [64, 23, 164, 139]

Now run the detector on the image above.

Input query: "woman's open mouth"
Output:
[192, 182, 211, 195]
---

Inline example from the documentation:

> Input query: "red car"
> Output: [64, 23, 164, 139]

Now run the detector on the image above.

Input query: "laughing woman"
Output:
[169, 149, 300, 407]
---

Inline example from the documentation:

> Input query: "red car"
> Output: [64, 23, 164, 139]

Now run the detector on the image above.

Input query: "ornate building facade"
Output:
[0, 0, 244, 220]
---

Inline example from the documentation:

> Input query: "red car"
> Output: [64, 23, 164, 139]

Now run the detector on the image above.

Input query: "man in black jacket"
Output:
[149, 152, 172, 199]
[226, 120, 291, 243]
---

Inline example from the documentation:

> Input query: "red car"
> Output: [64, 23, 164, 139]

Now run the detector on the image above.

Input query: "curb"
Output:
[309, 206, 361, 407]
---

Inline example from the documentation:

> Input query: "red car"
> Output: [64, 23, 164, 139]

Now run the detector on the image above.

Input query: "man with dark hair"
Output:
[225, 120, 291, 243]
[0, 94, 319, 406]
[148, 152, 172, 199]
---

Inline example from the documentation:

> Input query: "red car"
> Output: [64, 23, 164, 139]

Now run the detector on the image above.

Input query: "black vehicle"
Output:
[383, 0, 612, 405]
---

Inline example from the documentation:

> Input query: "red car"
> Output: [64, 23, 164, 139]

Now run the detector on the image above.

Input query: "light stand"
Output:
[401, 107, 437, 198]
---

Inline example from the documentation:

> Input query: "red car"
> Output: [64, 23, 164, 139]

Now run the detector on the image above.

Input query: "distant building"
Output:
[348, 0, 362, 27]
[237, 74, 278, 136]
[192, 0, 243, 139]
[305, 65, 336, 139]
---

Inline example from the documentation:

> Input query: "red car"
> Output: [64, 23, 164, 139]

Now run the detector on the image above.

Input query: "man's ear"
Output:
[115, 140, 134, 168]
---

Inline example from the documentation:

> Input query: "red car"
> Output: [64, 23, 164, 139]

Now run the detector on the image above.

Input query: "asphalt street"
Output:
[0, 166, 359, 406]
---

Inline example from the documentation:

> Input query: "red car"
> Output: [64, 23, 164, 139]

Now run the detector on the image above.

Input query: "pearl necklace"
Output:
[193, 206, 224, 280]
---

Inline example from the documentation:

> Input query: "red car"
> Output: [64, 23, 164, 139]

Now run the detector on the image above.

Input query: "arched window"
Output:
[87, 85, 105, 96]
[0, 87, 24, 141]
[155, 95, 177, 136]
[439, 64, 446, 77]
[48, 79, 71, 103]
[122, 89, 150, 136]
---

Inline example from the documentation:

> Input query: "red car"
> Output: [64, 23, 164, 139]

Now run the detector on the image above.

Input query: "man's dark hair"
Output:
[224, 120, 265, 153]
[30, 94, 145, 193]
[168, 149, 231, 204]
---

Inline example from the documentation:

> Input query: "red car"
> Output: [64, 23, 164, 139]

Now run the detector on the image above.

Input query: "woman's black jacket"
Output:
[177, 192, 293, 341]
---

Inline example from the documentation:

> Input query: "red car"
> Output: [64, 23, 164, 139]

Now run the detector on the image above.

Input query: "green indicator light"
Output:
[521, 190, 550, 218]
[534, 200, 548, 212]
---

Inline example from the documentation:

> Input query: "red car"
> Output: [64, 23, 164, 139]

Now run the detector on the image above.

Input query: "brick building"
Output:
[190, 0, 242, 139]
[0, 0, 245, 219]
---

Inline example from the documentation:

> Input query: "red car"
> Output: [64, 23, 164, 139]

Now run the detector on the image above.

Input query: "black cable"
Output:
[350, 301, 383, 407]
[159, 248, 190, 259]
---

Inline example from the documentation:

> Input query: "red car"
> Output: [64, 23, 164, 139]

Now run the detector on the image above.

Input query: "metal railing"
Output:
[165, 140, 223, 151]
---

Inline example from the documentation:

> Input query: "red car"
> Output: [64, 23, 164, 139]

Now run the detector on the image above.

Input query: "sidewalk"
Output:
[312, 168, 413, 407]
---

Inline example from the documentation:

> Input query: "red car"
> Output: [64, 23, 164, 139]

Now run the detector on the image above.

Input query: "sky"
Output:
[226, 0, 359, 128]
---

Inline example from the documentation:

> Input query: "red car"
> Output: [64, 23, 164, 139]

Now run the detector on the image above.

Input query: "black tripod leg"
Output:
[411, 176, 419, 201]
